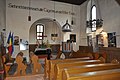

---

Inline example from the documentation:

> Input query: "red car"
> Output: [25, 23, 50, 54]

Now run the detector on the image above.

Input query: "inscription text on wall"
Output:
[8, 3, 75, 15]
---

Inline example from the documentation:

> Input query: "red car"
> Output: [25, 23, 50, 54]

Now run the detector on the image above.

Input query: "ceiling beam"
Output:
[51, 0, 87, 5]
[116, 0, 120, 5]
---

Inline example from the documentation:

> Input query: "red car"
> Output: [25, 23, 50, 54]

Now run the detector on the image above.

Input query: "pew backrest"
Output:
[62, 63, 120, 80]
[15, 55, 26, 76]
[45, 57, 91, 79]
[31, 55, 41, 74]
[111, 59, 119, 64]
[63, 69, 120, 80]
[54, 60, 103, 80]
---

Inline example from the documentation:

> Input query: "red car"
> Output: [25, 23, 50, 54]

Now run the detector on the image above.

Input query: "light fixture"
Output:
[51, 1, 58, 42]
[28, 0, 31, 21]
[86, 0, 103, 31]
[71, 4, 74, 25]
[51, 33, 58, 42]
[62, 20, 73, 32]
[51, 21, 58, 42]
[62, 4, 73, 32]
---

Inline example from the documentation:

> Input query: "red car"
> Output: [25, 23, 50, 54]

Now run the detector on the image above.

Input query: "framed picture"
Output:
[96, 34, 104, 47]
[14, 36, 19, 45]
[108, 32, 116, 47]
[20, 39, 28, 50]
[70, 34, 76, 42]
[87, 35, 92, 46]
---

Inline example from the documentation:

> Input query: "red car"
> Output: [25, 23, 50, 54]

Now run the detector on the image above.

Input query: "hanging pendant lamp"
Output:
[28, 0, 31, 21]
[62, 20, 73, 32]
[51, 1, 58, 42]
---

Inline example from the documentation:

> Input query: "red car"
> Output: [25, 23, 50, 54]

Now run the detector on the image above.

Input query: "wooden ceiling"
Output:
[52, 0, 120, 6]
[116, 0, 120, 5]
[51, 0, 87, 5]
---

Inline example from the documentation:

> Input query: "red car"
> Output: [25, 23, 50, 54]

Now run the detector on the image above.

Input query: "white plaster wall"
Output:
[6, 0, 80, 60]
[0, 0, 6, 32]
[79, 1, 88, 46]
[6, 0, 80, 43]
[99, 0, 120, 47]
[44, 21, 62, 44]
[80, 0, 120, 47]
[72, 5, 81, 51]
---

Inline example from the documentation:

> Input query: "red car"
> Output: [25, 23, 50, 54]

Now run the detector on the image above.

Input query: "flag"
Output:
[11, 33, 14, 54]
[7, 32, 14, 55]
[7, 31, 11, 44]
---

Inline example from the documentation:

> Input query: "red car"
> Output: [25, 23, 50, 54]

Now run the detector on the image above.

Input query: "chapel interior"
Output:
[0, 0, 120, 80]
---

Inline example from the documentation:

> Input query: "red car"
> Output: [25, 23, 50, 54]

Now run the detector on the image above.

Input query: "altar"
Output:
[34, 48, 51, 59]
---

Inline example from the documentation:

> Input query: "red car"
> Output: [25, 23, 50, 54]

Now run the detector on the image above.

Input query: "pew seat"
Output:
[62, 63, 120, 80]
[63, 69, 120, 80]
[44, 57, 91, 79]
[54, 60, 103, 80]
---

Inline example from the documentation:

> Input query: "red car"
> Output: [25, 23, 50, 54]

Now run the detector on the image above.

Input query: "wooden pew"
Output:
[44, 58, 49, 78]
[111, 59, 119, 64]
[29, 51, 42, 74]
[54, 60, 103, 80]
[15, 55, 27, 76]
[30, 54, 41, 74]
[63, 68, 120, 80]
[2, 55, 11, 76]
[2, 55, 13, 77]
[44, 57, 90, 78]
[47, 57, 91, 80]
[62, 63, 120, 80]
[44, 57, 91, 79]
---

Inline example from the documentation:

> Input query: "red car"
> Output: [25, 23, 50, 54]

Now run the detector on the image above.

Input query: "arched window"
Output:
[91, 5, 96, 31]
[36, 24, 44, 40]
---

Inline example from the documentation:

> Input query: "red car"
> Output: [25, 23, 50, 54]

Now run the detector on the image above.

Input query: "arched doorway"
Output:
[29, 18, 62, 44]
[29, 18, 62, 58]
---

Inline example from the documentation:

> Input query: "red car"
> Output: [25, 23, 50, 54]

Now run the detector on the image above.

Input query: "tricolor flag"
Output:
[7, 32, 14, 55]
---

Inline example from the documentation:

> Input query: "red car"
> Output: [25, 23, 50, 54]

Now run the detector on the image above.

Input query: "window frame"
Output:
[36, 24, 44, 40]
[91, 5, 97, 32]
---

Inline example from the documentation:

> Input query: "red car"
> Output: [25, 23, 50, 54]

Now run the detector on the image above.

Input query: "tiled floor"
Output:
[6, 74, 44, 80]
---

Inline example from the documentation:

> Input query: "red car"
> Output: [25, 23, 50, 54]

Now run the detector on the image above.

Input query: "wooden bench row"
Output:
[44, 56, 120, 80]
[44, 57, 91, 79]
[54, 60, 103, 80]
[62, 64, 120, 80]
[63, 69, 120, 80]
[2, 53, 41, 77]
